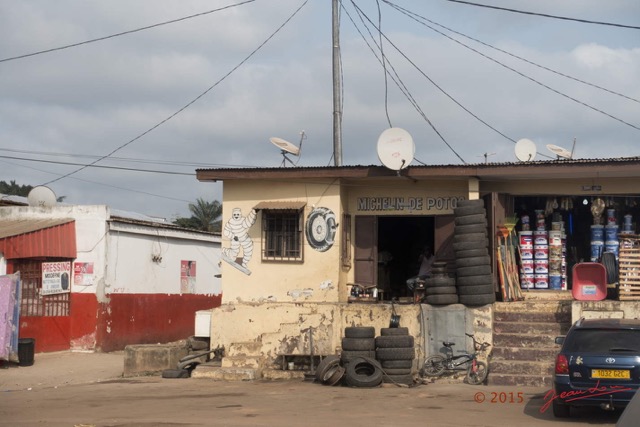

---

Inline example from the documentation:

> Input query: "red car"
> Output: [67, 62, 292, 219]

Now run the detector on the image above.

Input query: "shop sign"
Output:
[356, 196, 463, 213]
[41, 261, 71, 295]
[73, 262, 94, 286]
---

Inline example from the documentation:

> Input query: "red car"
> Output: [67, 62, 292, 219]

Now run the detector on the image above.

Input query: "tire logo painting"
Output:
[305, 207, 337, 252]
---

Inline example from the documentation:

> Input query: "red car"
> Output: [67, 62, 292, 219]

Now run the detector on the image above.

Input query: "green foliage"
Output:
[173, 198, 222, 232]
[0, 180, 33, 196]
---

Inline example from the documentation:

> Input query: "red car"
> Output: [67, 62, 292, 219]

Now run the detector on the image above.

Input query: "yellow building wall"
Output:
[220, 179, 343, 304]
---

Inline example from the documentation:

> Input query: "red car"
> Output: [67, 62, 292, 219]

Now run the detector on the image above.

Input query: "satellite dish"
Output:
[269, 132, 305, 167]
[546, 144, 573, 159]
[27, 186, 57, 207]
[376, 127, 415, 171]
[515, 138, 537, 161]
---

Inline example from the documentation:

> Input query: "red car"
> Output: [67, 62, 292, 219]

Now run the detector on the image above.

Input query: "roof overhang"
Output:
[0, 219, 76, 259]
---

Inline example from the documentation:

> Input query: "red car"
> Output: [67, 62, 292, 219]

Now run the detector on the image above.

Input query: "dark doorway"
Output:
[378, 216, 434, 299]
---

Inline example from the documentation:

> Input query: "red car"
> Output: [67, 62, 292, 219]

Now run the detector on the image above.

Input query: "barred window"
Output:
[15, 259, 70, 317]
[262, 210, 303, 262]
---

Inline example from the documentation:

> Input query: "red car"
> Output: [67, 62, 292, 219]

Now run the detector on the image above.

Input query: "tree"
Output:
[173, 198, 222, 232]
[0, 180, 32, 196]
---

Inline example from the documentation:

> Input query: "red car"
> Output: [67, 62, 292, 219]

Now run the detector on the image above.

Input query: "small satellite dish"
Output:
[376, 127, 415, 171]
[27, 186, 57, 208]
[515, 138, 537, 161]
[546, 144, 573, 159]
[269, 132, 305, 167]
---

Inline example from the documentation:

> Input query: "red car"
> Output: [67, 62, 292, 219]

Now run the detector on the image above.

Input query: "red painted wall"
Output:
[19, 316, 71, 353]
[96, 293, 222, 353]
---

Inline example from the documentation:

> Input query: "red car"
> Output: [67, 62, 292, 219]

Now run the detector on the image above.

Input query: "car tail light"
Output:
[555, 354, 569, 375]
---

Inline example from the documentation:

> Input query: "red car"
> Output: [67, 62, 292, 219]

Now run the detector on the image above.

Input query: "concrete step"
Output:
[489, 360, 554, 376]
[488, 373, 552, 387]
[221, 355, 262, 369]
[493, 310, 571, 323]
[262, 368, 307, 381]
[493, 301, 572, 313]
[190, 364, 258, 381]
[226, 341, 262, 357]
[493, 321, 569, 335]
[491, 346, 558, 361]
[493, 332, 558, 348]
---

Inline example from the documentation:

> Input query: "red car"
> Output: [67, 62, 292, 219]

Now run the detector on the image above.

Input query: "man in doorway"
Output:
[406, 245, 435, 291]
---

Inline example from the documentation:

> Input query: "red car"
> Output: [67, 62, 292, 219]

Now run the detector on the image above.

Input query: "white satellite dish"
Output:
[269, 132, 305, 167]
[546, 144, 573, 159]
[515, 138, 537, 161]
[27, 186, 57, 207]
[376, 127, 415, 171]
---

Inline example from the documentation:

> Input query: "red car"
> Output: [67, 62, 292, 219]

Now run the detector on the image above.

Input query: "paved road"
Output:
[0, 352, 622, 426]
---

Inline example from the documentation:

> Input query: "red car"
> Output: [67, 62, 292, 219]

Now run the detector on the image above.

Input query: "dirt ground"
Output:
[0, 352, 622, 427]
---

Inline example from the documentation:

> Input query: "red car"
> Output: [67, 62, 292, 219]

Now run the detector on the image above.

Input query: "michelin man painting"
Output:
[221, 207, 257, 275]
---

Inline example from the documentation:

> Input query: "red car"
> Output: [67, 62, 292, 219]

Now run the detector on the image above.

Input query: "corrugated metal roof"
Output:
[253, 201, 306, 210]
[0, 218, 74, 239]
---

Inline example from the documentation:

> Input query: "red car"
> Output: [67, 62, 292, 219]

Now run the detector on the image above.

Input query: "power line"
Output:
[42, 0, 310, 187]
[385, 1, 640, 132]
[0, 0, 256, 63]
[445, 0, 640, 30]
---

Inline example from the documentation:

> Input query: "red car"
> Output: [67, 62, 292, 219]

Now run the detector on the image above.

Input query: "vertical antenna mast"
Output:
[332, 0, 343, 166]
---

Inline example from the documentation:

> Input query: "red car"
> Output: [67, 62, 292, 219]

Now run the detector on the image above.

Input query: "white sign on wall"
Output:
[42, 261, 71, 295]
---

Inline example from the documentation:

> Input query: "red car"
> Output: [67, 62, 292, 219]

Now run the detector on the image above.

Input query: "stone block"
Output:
[123, 344, 188, 377]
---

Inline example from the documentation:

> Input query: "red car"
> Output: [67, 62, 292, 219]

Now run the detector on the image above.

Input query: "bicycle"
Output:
[420, 333, 491, 385]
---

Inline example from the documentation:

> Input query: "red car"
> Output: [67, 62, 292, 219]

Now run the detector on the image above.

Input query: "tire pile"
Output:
[315, 326, 415, 387]
[423, 261, 458, 305]
[453, 199, 496, 306]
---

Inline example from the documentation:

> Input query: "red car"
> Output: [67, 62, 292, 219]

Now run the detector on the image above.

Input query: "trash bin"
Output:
[18, 338, 35, 367]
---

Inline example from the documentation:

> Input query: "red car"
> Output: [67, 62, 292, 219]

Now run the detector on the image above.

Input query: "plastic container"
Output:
[534, 274, 548, 289]
[549, 274, 562, 290]
[18, 338, 35, 367]
[605, 224, 619, 242]
[533, 230, 548, 245]
[590, 225, 604, 242]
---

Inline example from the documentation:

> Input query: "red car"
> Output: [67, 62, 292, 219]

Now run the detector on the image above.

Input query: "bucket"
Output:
[534, 259, 549, 274]
[607, 209, 616, 225]
[18, 338, 35, 367]
[520, 246, 534, 260]
[590, 225, 604, 242]
[519, 231, 533, 246]
[605, 225, 619, 242]
[534, 274, 549, 289]
[551, 221, 563, 231]
[533, 231, 548, 245]
[521, 215, 530, 231]
[520, 274, 534, 289]
[534, 245, 549, 260]
[549, 274, 562, 290]
[548, 230, 562, 246]
[590, 241, 604, 262]
[520, 260, 534, 274]
[549, 259, 562, 274]
[549, 246, 562, 259]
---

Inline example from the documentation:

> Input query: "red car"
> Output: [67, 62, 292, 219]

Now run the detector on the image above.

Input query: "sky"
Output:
[1, 0, 638, 220]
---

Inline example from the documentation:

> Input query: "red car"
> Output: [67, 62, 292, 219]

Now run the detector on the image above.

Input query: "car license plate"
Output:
[591, 369, 631, 379]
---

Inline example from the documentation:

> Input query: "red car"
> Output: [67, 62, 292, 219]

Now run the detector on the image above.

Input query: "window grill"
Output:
[15, 259, 70, 317]
[262, 210, 303, 262]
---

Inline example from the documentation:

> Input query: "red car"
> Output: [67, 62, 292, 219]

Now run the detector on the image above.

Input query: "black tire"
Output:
[466, 361, 488, 385]
[375, 335, 414, 348]
[454, 214, 486, 226]
[454, 224, 487, 235]
[552, 400, 571, 418]
[344, 326, 375, 338]
[452, 239, 488, 252]
[455, 199, 484, 208]
[455, 256, 491, 268]
[341, 337, 376, 351]
[380, 359, 413, 369]
[421, 355, 446, 377]
[380, 367, 412, 375]
[383, 373, 414, 385]
[424, 276, 455, 288]
[376, 347, 415, 361]
[162, 368, 190, 379]
[380, 327, 408, 336]
[455, 248, 489, 258]
[344, 357, 383, 388]
[425, 294, 459, 305]
[341, 350, 375, 364]
[322, 365, 346, 386]
[315, 355, 341, 382]
[456, 274, 493, 286]
[457, 284, 495, 295]
[453, 233, 487, 243]
[458, 294, 496, 306]
[426, 286, 457, 295]
[456, 265, 491, 277]
[454, 206, 486, 217]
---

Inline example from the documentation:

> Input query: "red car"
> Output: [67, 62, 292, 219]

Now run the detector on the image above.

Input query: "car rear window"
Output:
[563, 329, 640, 353]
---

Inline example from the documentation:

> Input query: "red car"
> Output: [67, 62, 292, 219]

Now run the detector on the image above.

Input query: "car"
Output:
[551, 317, 640, 418]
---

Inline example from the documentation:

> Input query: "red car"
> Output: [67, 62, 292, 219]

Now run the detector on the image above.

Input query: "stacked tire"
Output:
[453, 199, 496, 306]
[424, 261, 458, 305]
[341, 326, 376, 366]
[375, 327, 415, 385]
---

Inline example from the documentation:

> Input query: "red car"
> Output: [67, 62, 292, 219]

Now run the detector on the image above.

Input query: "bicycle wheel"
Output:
[466, 361, 488, 385]
[421, 355, 446, 377]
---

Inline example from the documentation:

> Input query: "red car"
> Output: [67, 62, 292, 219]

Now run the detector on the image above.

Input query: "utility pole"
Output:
[332, 0, 343, 166]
